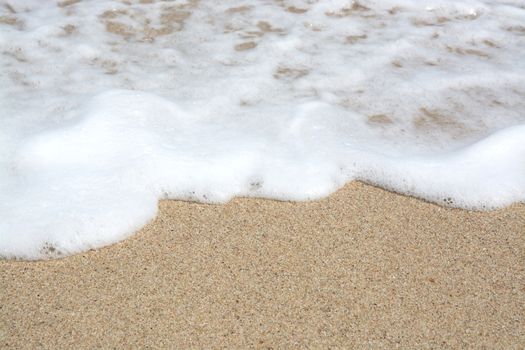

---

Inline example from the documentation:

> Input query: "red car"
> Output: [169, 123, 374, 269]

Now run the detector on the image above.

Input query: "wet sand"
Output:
[1, 182, 524, 348]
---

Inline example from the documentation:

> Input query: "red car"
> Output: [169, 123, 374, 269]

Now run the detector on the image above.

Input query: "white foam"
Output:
[1, 0, 524, 259]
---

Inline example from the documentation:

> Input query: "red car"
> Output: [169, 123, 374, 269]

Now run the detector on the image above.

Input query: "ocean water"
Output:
[1, 0, 524, 259]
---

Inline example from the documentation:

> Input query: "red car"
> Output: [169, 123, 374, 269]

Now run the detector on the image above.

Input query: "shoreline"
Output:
[2, 181, 524, 347]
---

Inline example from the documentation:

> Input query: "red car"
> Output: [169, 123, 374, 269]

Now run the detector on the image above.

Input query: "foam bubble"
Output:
[1, 0, 524, 259]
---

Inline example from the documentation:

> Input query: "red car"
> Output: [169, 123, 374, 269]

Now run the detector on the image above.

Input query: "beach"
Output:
[2, 182, 524, 348]
[2, 1, 525, 347]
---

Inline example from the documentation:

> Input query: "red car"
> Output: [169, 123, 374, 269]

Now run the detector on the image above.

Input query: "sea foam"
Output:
[1, 0, 524, 259]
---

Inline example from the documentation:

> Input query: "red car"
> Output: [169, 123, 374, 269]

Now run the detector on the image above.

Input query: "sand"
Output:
[1, 182, 524, 348]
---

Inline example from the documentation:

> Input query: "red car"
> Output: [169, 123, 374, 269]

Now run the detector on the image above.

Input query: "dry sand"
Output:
[1, 182, 524, 348]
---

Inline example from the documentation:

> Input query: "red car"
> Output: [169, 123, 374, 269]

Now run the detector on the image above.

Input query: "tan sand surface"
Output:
[1, 182, 524, 348]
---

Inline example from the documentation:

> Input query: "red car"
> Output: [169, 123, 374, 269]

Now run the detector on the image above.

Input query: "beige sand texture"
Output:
[1, 182, 525, 348]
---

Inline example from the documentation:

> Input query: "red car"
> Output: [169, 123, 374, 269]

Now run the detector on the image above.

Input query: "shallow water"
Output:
[1, 0, 524, 259]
